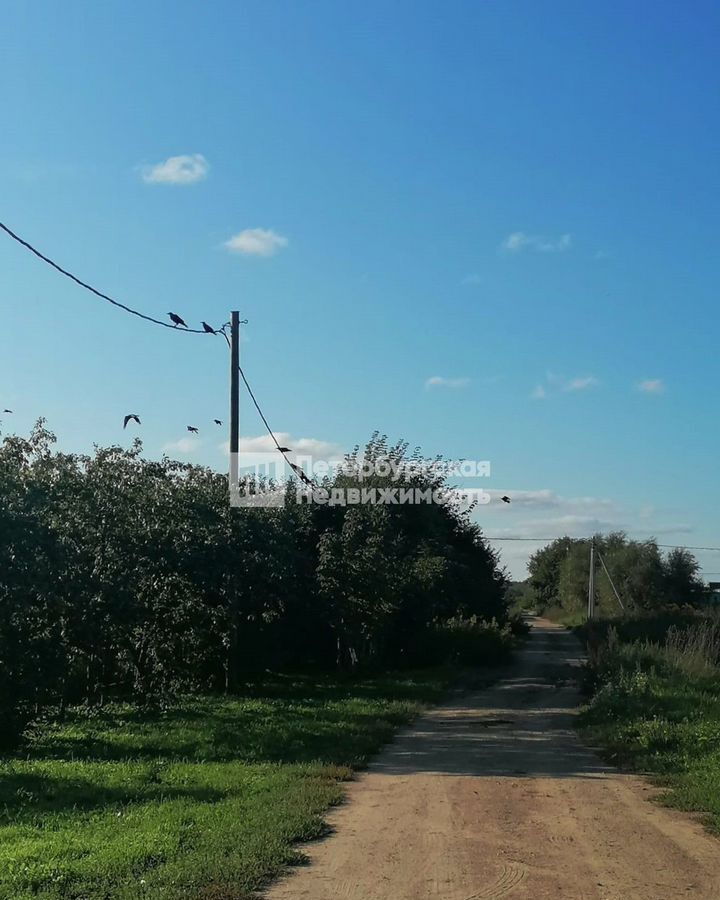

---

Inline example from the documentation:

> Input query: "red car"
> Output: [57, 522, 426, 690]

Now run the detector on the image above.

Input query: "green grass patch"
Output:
[580, 622, 720, 835]
[0, 671, 452, 899]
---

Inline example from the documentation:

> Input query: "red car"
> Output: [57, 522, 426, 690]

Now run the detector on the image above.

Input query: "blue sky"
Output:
[2, 0, 719, 578]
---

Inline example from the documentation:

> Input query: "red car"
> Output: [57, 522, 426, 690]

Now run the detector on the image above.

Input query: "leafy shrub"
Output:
[405, 615, 515, 667]
[0, 425, 509, 746]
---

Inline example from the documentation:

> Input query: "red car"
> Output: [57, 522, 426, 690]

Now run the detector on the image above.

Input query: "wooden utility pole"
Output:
[587, 537, 596, 619]
[229, 311, 240, 505]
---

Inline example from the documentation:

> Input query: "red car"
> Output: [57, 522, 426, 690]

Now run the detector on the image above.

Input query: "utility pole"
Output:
[229, 311, 240, 506]
[587, 537, 596, 620]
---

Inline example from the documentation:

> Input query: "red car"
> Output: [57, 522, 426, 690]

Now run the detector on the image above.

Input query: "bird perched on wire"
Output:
[289, 461, 312, 485]
[214, 419, 223, 426]
[201, 321, 216, 334]
[123, 414, 141, 429]
[501, 495, 511, 504]
[168, 312, 187, 328]
[187, 425, 199, 434]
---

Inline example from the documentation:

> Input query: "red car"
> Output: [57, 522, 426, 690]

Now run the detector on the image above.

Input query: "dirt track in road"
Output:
[264, 618, 720, 900]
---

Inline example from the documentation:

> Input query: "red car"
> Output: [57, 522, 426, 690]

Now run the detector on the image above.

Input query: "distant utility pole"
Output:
[229, 311, 240, 506]
[587, 537, 596, 620]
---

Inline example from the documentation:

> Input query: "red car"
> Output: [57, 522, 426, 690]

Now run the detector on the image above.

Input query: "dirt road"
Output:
[265, 618, 720, 900]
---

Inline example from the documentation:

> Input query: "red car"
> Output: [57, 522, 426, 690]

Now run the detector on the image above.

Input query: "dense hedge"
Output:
[0, 424, 508, 744]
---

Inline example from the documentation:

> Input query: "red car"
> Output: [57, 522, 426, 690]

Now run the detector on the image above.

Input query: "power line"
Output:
[0, 221, 210, 334]
[238, 365, 285, 455]
[217, 327, 297, 465]
[2, 219, 302, 478]
[657, 544, 720, 552]
[237, 364, 313, 485]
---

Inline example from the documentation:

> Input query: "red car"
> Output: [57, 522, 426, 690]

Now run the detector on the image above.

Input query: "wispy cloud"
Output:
[485, 489, 616, 512]
[224, 228, 288, 257]
[220, 433, 344, 459]
[141, 154, 209, 185]
[637, 378, 665, 394]
[532, 373, 599, 397]
[501, 231, 571, 254]
[564, 376, 599, 392]
[425, 376, 470, 389]
[163, 437, 203, 455]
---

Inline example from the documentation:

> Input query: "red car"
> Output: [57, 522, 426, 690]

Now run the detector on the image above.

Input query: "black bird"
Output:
[2, 409, 12, 414]
[214, 419, 223, 426]
[123, 414, 141, 429]
[168, 312, 187, 328]
[187, 425, 199, 434]
[289, 461, 312, 485]
[277, 446, 291, 453]
[202, 321, 216, 334]
[501, 495, 511, 504]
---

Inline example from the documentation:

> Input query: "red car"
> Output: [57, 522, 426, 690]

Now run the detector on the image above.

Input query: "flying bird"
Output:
[214, 419, 223, 426]
[201, 321, 216, 334]
[123, 414, 141, 429]
[168, 312, 187, 328]
[187, 425, 199, 434]
[501, 495, 511, 504]
[277, 446, 291, 453]
[2, 409, 12, 414]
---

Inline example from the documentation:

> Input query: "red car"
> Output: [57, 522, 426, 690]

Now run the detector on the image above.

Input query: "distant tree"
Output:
[526, 532, 706, 617]
[528, 538, 573, 610]
[662, 547, 708, 607]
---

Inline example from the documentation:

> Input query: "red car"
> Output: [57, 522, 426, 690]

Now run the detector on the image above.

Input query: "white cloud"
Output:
[142, 154, 209, 185]
[163, 437, 203, 455]
[638, 378, 665, 394]
[220, 433, 344, 460]
[224, 228, 288, 257]
[533, 373, 599, 397]
[425, 376, 470, 389]
[564, 376, 599, 392]
[501, 232, 572, 254]
[637, 524, 694, 536]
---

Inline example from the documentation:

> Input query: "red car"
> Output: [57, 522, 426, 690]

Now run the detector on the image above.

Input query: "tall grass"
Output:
[664, 620, 720, 675]
[581, 612, 720, 835]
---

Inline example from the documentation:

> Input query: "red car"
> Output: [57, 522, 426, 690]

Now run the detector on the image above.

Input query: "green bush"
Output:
[0, 425, 509, 745]
[405, 615, 515, 668]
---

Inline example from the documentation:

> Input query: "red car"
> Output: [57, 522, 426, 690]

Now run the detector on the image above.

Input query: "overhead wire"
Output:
[1, 221, 210, 333]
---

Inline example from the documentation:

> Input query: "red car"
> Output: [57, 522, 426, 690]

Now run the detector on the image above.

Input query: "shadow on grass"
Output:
[0, 768, 232, 825]
[19, 671, 451, 767]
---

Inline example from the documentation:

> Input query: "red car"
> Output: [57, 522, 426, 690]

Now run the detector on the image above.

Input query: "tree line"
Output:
[0, 423, 508, 744]
[525, 533, 707, 615]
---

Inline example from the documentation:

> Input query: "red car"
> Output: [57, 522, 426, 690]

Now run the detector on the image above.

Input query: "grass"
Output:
[0, 670, 454, 900]
[540, 605, 588, 629]
[580, 615, 720, 834]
